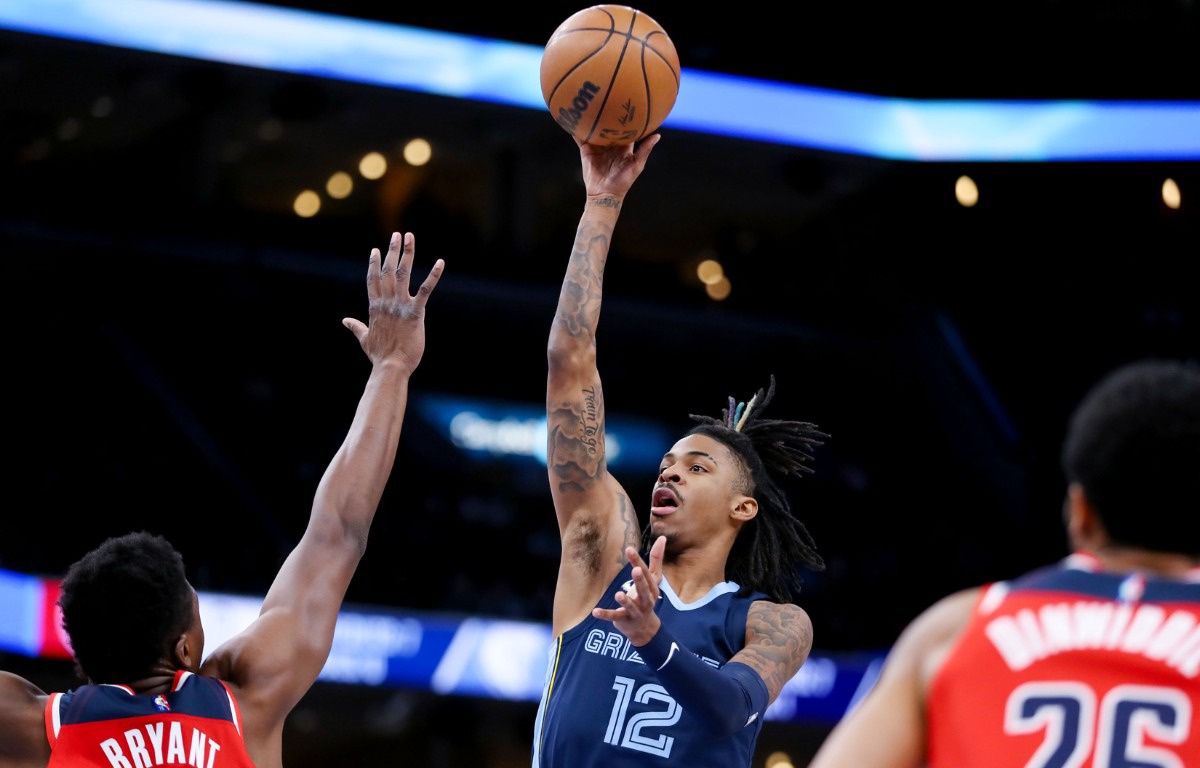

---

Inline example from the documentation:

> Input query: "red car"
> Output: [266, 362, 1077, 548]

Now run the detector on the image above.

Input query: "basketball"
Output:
[539, 5, 680, 146]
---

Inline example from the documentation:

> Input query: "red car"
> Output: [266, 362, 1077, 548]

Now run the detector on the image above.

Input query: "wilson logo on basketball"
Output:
[555, 81, 602, 135]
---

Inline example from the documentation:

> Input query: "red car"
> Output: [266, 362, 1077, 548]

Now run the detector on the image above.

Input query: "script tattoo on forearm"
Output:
[590, 195, 621, 210]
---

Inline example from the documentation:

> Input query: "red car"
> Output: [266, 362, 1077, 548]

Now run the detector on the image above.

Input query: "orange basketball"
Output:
[539, 5, 681, 146]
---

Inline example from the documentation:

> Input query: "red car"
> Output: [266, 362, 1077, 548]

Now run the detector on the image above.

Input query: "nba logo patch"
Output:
[1118, 572, 1145, 604]
[153, 695, 171, 712]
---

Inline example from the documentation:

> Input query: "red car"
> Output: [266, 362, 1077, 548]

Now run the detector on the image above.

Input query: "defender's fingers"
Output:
[393, 231, 415, 288]
[342, 317, 368, 344]
[376, 232, 402, 298]
[401, 231, 415, 259]
[413, 258, 445, 305]
[365, 247, 384, 300]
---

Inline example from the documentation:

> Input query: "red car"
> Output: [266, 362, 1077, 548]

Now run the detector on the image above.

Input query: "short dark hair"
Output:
[674, 375, 827, 603]
[58, 531, 194, 683]
[1061, 358, 1200, 556]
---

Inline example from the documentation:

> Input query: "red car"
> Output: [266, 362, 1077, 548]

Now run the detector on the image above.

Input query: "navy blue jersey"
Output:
[533, 562, 771, 767]
[46, 670, 255, 767]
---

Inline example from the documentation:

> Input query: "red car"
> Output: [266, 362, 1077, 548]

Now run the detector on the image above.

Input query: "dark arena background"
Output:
[1, 1, 1196, 765]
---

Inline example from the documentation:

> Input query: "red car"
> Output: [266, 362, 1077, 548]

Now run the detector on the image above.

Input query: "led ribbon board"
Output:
[1, 567, 883, 724]
[2, 0, 1199, 160]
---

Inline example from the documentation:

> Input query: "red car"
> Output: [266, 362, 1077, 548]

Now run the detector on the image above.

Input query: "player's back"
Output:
[46, 670, 255, 767]
[927, 552, 1200, 767]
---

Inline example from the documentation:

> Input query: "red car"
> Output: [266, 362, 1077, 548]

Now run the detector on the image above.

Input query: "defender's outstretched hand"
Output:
[343, 231, 444, 374]
[593, 535, 667, 646]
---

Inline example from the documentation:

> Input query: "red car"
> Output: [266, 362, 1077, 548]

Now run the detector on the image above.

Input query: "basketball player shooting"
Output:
[531, 133, 829, 767]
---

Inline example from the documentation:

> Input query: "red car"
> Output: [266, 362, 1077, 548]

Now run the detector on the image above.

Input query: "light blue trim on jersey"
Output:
[659, 577, 741, 611]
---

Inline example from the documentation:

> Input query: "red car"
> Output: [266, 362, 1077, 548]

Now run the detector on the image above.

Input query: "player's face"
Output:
[650, 433, 747, 548]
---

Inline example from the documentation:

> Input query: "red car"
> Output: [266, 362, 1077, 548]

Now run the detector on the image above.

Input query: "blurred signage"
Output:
[415, 393, 674, 471]
[0, 567, 882, 725]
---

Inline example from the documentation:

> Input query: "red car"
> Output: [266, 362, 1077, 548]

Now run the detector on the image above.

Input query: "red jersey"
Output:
[45, 670, 256, 767]
[927, 552, 1200, 768]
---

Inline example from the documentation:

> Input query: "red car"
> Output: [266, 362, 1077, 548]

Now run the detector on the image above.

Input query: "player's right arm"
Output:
[546, 136, 660, 637]
[806, 587, 980, 768]
[200, 233, 442, 764]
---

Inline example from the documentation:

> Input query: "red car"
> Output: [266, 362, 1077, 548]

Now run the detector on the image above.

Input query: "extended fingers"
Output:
[365, 246, 383, 301]
[367, 232, 402, 297]
[624, 570, 657, 611]
[628, 543, 664, 589]
[393, 231, 414, 286]
[378, 232, 405, 299]
[648, 536, 666, 579]
[377, 232, 444, 306]
[414, 257, 445, 306]
[635, 133, 661, 164]
[610, 591, 645, 617]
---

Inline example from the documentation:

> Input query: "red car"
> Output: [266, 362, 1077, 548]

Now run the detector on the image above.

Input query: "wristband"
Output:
[634, 625, 770, 735]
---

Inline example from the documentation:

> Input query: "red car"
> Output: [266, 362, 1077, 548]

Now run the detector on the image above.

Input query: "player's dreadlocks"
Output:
[666, 374, 827, 604]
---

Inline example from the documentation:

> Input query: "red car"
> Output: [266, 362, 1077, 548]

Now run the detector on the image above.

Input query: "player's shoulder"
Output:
[748, 596, 811, 617]
[0, 670, 49, 715]
[744, 599, 816, 676]
[866, 586, 986, 690]
[929, 584, 987, 612]
[747, 598, 813, 638]
[0, 671, 51, 763]
[897, 585, 984, 650]
[0, 671, 47, 698]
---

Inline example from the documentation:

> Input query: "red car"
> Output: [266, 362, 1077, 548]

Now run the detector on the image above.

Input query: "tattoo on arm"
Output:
[560, 222, 612, 335]
[739, 603, 814, 702]
[616, 493, 641, 561]
[547, 382, 607, 487]
[547, 197, 637, 576]
[547, 402, 603, 493]
[590, 195, 621, 210]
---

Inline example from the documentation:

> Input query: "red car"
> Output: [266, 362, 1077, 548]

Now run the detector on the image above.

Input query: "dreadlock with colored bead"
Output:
[651, 374, 827, 604]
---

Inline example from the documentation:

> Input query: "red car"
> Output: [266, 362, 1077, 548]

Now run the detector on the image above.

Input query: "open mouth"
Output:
[651, 485, 679, 513]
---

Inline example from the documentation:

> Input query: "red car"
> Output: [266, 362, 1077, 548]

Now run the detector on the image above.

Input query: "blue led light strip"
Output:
[0, 566, 882, 725]
[0, 1, 1197, 159]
